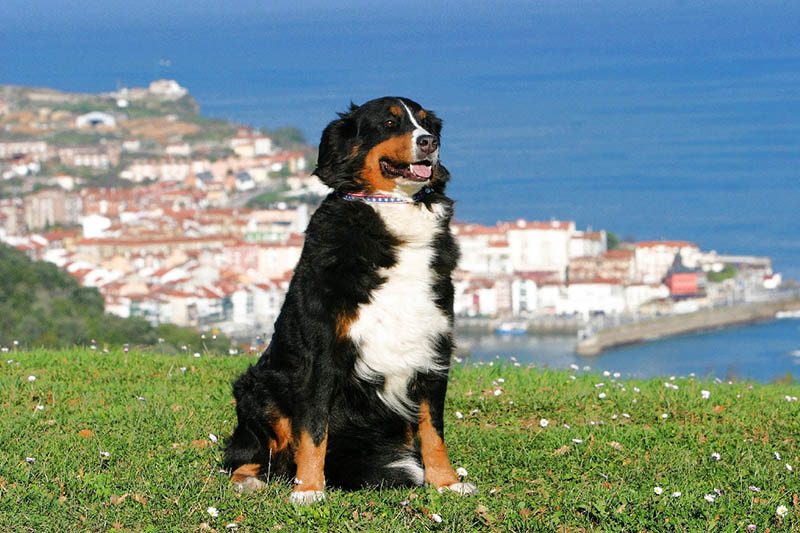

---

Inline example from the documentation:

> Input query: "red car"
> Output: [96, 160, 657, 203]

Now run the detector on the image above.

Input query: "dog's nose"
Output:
[416, 135, 439, 154]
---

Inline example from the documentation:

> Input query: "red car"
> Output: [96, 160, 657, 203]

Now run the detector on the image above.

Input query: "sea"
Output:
[2, 2, 798, 381]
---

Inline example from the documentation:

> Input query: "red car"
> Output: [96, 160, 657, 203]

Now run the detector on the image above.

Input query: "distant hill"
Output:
[0, 244, 230, 352]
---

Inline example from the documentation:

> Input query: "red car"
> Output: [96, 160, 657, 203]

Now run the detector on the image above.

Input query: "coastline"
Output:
[576, 297, 800, 356]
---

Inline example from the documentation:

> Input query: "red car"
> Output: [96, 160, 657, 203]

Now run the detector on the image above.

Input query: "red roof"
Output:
[636, 240, 695, 249]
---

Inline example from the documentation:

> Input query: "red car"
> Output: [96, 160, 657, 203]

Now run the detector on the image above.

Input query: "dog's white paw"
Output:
[289, 490, 326, 505]
[439, 482, 478, 496]
[232, 476, 266, 493]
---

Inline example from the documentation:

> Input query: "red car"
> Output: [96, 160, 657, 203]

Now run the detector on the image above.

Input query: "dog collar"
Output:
[340, 187, 434, 204]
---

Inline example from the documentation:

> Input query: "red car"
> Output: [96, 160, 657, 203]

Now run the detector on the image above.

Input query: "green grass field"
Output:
[1, 348, 798, 532]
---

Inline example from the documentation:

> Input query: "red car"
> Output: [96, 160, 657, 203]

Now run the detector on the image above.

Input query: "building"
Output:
[505, 219, 576, 280]
[23, 189, 83, 230]
[634, 241, 701, 284]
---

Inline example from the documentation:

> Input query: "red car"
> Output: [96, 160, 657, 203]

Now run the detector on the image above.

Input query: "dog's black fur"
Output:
[224, 97, 466, 497]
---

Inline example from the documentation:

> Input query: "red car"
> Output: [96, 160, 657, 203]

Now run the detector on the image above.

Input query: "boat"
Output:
[776, 310, 800, 319]
[494, 322, 528, 336]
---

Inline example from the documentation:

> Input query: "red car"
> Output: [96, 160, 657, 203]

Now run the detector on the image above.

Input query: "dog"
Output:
[224, 97, 477, 504]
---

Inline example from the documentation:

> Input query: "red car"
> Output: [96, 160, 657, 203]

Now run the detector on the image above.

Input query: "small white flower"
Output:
[193, 352, 201, 358]
[598, 393, 607, 399]
[704, 494, 716, 502]
[431, 513, 443, 523]
[747, 524, 756, 531]
[603, 371, 610, 377]
[27, 375, 36, 382]
[563, 423, 570, 429]
[539, 418, 549, 428]
[661, 413, 669, 419]
[13, 340, 19, 346]
[497, 378, 505, 383]
[209, 433, 218, 443]
[671, 491, 681, 498]
[613, 372, 621, 378]
[207, 506, 219, 518]
[456, 467, 468, 478]
[99, 451, 110, 458]
[786, 463, 793, 472]
[180, 367, 187, 373]
[137, 396, 146, 401]
[25, 457, 35, 463]
[748, 486, 761, 492]
[632, 398, 638, 403]
[513, 362, 521, 367]
[583, 365, 591, 371]
[455, 411, 463, 419]
[622, 413, 631, 418]
[488, 361, 493, 366]
[508, 400, 514, 405]
[669, 376, 676, 381]
[493, 389, 502, 396]
[701, 390, 711, 399]
[595, 382, 605, 388]
[569, 363, 579, 370]
[470, 409, 480, 415]
[775, 451, 782, 460]
[611, 414, 618, 420]
[633, 387, 640, 393]
[654, 486, 663, 495]
[36, 404, 44, 411]
[777, 504, 788, 517]
[572, 438, 583, 443]
[225, 524, 238, 530]
[711, 452, 721, 461]
[181, 345, 188, 351]
[454, 356, 463, 363]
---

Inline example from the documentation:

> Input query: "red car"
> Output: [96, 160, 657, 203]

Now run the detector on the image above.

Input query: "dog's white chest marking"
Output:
[348, 202, 450, 418]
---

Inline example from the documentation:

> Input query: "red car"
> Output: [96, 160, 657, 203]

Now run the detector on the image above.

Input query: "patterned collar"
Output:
[340, 187, 434, 204]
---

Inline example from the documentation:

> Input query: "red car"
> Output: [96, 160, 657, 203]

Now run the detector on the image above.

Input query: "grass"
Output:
[1, 348, 798, 532]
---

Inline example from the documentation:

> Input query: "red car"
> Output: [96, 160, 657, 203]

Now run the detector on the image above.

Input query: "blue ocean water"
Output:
[460, 318, 800, 383]
[1, 2, 798, 375]
[3, 2, 797, 277]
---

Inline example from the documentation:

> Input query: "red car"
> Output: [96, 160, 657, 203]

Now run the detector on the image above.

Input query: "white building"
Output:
[634, 241, 701, 284]
[505, 219, 576, 280]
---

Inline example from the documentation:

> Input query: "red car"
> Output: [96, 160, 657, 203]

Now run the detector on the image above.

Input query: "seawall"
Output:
[576, 298, 800, 356]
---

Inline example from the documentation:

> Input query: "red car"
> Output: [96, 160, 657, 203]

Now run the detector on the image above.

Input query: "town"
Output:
[0, 81, 788, 343]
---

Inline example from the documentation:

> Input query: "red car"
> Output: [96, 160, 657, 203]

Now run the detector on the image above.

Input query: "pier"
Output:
[576, 296, 800, 356]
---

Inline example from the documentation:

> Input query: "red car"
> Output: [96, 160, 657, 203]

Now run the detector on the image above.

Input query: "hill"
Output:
[0, 244, 230, 353]
[1, 349, 798, 531]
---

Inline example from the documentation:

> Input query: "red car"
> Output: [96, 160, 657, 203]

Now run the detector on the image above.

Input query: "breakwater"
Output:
[454, 316, 582, 335]
[576, 298, 800, 356]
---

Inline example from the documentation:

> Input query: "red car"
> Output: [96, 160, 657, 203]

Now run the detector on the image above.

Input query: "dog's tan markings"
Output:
[418, 109, 427, 120]
[293, 430, 328, 492]
[231, 463, 260, 483]
[336, 310, 359, 341]
[360, 134, 413, 192]
[270, 415, 292, 453]
[389, 105, 402, 116]
[418, 400, 458, 488]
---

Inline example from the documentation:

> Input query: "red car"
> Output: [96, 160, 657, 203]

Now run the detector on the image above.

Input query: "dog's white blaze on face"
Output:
[348, 202, 450, 419]
[400, 100, 438, 165]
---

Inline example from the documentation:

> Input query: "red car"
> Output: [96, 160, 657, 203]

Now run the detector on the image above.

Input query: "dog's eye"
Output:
[384, 119, 397, 128]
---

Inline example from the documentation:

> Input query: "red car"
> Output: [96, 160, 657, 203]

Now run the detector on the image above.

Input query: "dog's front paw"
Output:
[232, 476, 266, 493]
[439, 482, 478, 496]
[289, 490, 326, 505]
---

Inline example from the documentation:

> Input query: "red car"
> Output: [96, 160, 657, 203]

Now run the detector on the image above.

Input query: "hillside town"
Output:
[0, 81, 786, 341]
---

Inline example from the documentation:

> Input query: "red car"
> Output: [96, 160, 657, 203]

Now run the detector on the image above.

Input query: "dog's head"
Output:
[314, 97, 449, 198]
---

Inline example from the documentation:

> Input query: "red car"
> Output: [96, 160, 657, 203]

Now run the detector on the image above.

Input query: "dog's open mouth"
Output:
[380, 159, 432, 182]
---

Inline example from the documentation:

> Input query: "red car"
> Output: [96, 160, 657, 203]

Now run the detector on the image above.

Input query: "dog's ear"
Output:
[314, 104, 359, 191]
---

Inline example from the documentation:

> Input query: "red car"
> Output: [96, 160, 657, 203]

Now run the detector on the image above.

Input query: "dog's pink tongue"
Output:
[411, 164, 432, 179]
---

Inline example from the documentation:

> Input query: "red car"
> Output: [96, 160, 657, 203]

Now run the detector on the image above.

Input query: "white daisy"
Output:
[777, 505, 788, 517]
[539, 418, 549, 428]
[654, 486, 663, 495]
[207, 507, 219, 518]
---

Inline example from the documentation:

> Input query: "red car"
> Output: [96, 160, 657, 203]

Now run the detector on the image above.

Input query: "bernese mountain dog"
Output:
[224, 97, 477, 504]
